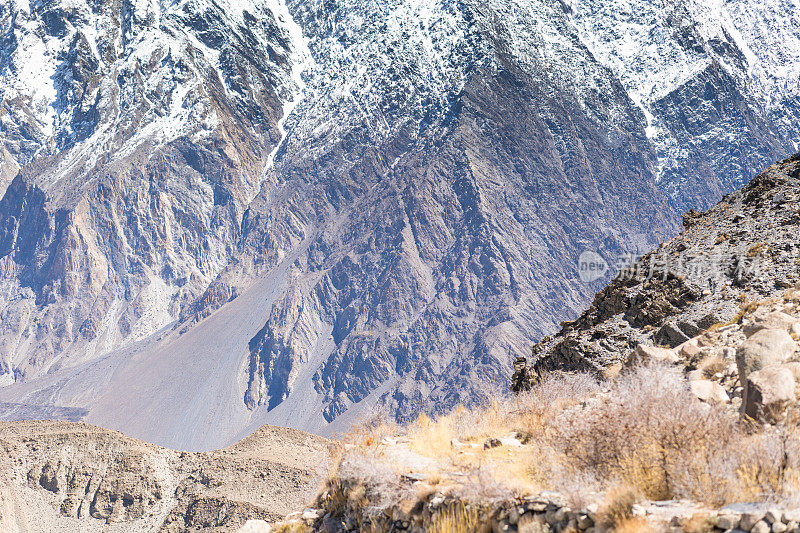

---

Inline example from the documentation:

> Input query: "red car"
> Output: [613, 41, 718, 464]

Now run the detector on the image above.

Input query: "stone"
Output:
[765, 510, 784, 524]
[736, 329, 797, 386]
[741, 513, 767, 531]
[717, 515, 740, 530]
[656, 323, 692, 347]
[743, 365, 798, 423]
[238, 520, 272, 533]
[687, 369, 705, 381]
[744, 312, 798, 337]
[690, 379, 730, 404]
[774, 523, 788, 533]
[628, 344, 680, 367]
[752, 521, 772, 533]
[679, 338, 703, 357]
[484, 438, 502, 450]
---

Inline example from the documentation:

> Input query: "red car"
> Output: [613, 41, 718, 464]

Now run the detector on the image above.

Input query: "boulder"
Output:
[736, 329, 796, 386]
[655, 323, 691, 347]
[628, 345, 679, 367]
[678, 338, 703, 358]
[238, 520, 272, 533]
[690, 380, 729, 404]
[743, 311, 798, 337]
[751, 520, 772, 533]
[743, 365, 798, 423]
[716, 515, 739, 530]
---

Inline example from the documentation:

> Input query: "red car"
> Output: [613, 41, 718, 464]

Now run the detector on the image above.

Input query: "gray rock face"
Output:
[516, 154, 800, 388]
[0, 0, 305, 383]
[0, 0, 799, 448]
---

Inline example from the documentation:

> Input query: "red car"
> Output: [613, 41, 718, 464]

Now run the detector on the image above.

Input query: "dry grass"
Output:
[332, 363, 800, 519]
[274, 523, 311, 533]
[428, 502, 483, 533]
[613, 517, 650, 533]
[407, 412, 458, 459]
[596, 486, 638, 530]
[344, 409, 397, 448]
[682, 512, 717, 533]
[699, 355, 727, 378]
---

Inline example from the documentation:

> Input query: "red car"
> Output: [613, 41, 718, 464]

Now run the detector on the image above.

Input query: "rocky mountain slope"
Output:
[515, 153, 800, 383]
[0, 420, 332, 532]
[0, 0, 798, 449]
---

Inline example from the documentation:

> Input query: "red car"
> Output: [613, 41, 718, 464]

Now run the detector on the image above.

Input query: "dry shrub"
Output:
[513, 372, 600, 439]
[682, 512, 716, 533]
[556, 364, 739, 501]
[344, 409, 397, 448]
[408, 412, 457, 459]
[326, 363, 800, 519]
[698, 355, 726, 378]
[549, 364, 800, 506]
[596, 486, 638, 530]
[323, 450, 413, 515]
[726, 424, 800, 504]
[613, 517, 650, 533]
[429, 502, 483, 533]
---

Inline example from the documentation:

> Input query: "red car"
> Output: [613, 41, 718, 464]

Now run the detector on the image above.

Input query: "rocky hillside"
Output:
[515, 153, 800, 384]
[0, 421, 332, 532]
[1, 0, 798, 449]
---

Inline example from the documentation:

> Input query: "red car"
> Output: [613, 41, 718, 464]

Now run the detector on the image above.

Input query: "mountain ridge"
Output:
[1, 0, 798, 449]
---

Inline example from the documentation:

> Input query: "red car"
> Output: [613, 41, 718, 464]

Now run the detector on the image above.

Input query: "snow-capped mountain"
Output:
[568, 0, 800, 207]
[0, 0, 796, 449]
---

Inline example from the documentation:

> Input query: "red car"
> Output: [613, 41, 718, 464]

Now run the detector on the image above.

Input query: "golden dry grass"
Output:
[613, 517, 650, 533]
[596, 486, 639, 530]
[337, 364, 800, 514]
[428, 502, 483, 533]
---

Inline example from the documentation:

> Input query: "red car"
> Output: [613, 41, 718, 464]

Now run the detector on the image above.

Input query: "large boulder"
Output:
[743, 365, 798, 423]
[743, 311, 799, 338]
[690, 380, 729, 404]
[736, 329, 796, 386]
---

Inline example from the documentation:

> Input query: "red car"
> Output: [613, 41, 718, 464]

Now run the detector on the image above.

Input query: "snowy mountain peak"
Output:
[0, 0, 797, 449]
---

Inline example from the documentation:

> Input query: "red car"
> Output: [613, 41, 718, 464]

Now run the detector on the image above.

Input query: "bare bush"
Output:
[332, 363, 800, 516]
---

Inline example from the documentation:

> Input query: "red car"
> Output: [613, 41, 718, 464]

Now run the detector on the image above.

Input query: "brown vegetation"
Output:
[333, 363, 800, 519]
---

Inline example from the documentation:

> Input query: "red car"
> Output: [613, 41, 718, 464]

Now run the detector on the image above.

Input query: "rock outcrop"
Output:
[0, 421, 332, 532]
[516, 154, 800, 390]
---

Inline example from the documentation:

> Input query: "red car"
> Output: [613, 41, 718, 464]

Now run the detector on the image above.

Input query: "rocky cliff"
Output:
[514, 153, 800, 384]
[0, 0, 798, 449]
